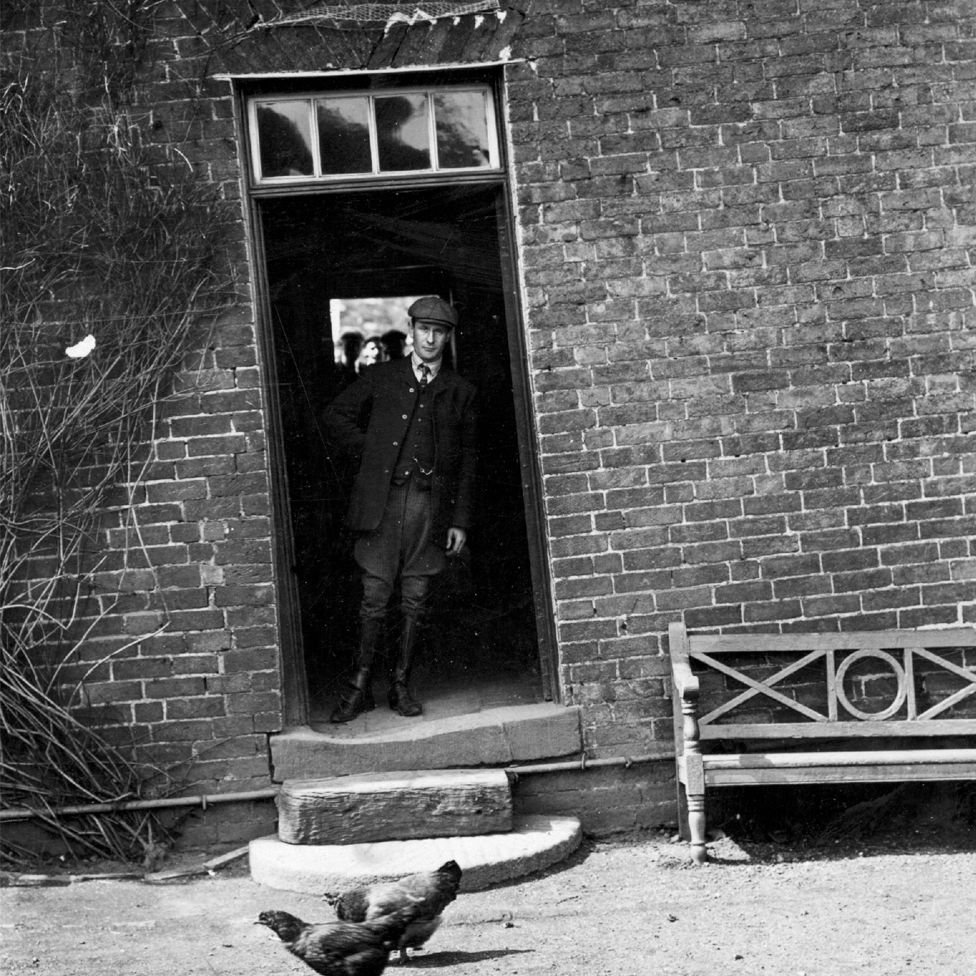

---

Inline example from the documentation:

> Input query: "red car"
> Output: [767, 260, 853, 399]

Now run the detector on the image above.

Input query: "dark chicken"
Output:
[327, 860, 463, 963]
[256, 906, 420, 976]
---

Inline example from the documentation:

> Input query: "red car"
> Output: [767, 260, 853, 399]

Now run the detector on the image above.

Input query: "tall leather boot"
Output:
[329, 617, 382, 724]
[388, 617, 423, 717]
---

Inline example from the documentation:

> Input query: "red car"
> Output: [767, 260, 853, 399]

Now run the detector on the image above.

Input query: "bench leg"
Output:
[686, 792, 707, 864]
[676, 779, 690, 842]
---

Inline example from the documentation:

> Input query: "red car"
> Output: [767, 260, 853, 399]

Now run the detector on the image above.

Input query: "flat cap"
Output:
[408, 296, 458, 328]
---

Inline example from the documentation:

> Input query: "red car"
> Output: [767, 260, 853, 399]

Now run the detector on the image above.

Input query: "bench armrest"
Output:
[668, 622, 700, 702]
[669, 622, 702, 752]
[670, 657, 700, 701]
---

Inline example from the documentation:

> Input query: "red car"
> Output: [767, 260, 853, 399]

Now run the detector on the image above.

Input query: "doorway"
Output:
[258, 183, 555, 725]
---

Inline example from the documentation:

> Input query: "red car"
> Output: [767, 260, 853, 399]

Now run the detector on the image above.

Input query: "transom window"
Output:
[248, 85, 500, 184]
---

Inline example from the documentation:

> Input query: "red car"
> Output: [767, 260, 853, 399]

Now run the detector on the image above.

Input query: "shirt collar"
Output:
[410, 352, 441, 381]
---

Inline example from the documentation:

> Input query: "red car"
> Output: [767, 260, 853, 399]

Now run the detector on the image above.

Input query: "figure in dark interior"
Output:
[381, 328, 407, 360]
[323, 296, 477, 721]
[339, 331, 363, 375]
[355, 336, 388, 372]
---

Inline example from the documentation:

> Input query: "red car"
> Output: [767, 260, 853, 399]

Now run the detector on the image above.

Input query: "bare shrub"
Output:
[1, 7, 235, 862]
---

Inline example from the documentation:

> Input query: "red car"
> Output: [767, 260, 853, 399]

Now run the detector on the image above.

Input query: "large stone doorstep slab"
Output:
[270, 703, 582, 780]
[277, 769, 512, 845]
[250, 814, 582, 894]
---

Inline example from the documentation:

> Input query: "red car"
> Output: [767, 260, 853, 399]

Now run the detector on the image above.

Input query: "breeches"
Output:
[353, 481, 446, 622]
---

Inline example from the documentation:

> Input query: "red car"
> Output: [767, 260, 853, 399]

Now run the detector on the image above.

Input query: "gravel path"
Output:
[2, 832, 974, 976]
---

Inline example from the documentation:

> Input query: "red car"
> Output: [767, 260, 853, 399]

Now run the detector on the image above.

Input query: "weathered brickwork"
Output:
[6, 0, 973, 823]
[3, 5, 283, 805]
[60, 317, 282, 794]
[513, 763, 676, 835]
[505, 0, 976, 755]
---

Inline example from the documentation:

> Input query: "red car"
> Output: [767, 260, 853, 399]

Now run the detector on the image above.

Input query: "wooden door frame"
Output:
[245, 193, 309, 727]
[235, 81, 559, 726]
[493, 187, 559, 702]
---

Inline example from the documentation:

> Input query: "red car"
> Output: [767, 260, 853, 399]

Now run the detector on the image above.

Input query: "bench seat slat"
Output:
[704, 764, 976, 787]
[701, 748, 976, 769]
[680, 750, 976, 787]
[701, 719, 976, 739]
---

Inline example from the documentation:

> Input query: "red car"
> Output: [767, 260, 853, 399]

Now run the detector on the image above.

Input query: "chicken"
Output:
[256, 906, 420, 976]
[326, 859, 463, 963]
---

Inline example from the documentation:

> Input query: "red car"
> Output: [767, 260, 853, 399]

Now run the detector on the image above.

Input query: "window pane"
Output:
[434, 91, 492, 168]
[375, 94, 431, 171]
[257, 101, 313, 178]
[317, 97, 372, 174]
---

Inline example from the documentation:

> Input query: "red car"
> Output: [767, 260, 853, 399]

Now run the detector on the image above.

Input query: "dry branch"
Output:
[1, 4, 235, 863]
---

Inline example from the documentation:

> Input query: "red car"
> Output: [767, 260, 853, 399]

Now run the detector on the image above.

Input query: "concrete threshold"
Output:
[270, 702, 583, 780]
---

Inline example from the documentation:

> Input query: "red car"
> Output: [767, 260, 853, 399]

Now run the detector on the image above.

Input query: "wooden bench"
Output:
[668, 622, 976, 863]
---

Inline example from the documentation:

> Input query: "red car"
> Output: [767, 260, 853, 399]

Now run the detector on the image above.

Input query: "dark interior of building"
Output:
[259, 184, 544, 721]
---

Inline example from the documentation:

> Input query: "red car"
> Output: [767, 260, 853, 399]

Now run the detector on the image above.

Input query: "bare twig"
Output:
[1, 4, 235, 864]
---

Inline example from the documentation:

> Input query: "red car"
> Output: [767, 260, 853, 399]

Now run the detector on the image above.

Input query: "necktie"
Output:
[419, 364, 430, 388]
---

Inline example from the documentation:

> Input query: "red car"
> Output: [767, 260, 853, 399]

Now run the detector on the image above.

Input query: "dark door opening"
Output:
[259, 184, 554, 723]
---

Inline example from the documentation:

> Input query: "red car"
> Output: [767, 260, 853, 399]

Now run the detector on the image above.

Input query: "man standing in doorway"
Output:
[324, 297, 477, 722]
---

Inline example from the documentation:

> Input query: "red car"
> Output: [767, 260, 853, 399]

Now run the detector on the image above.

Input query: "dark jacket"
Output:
[324, 357, 477, 537]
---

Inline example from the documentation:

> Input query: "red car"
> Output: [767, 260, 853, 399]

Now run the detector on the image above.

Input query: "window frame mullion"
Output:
[249, 82, 499, 187]
[367, 94, 380, 175]
[306, 98, 323, 178]
[427, 91, 440, 171]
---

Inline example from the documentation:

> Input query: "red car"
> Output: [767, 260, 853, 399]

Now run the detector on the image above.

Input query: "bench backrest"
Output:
[669, 624, 976, 742]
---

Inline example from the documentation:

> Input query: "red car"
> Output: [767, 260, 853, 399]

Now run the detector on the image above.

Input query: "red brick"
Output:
[744, 599, 804, 621]
[166, 696, 226, 719]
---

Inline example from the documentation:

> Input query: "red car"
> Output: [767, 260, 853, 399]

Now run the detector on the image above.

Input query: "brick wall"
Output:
[513, 762, 676, 835]
[6, 0, 974, 822]
[58, 319, 281, 794]
[506, 0, 976, 756]
[59, 65, 278, 792]
[2, 2, 283, 806]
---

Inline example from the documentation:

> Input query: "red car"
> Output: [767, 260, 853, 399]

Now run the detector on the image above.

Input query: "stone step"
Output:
[277, 769, 512, 845]
[250, 813, 582, 894]
[270, 703, 582, 780]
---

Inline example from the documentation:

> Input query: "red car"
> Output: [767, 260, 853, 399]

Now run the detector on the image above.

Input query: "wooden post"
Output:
[682, 706, 707, 864]
[669, 622, 706, 861]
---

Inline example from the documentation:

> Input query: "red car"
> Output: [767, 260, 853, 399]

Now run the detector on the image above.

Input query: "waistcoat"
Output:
[392, 374, 436, 486]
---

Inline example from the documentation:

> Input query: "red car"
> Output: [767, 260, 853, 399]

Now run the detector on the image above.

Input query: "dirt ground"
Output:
[2, 820, 975, 976]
